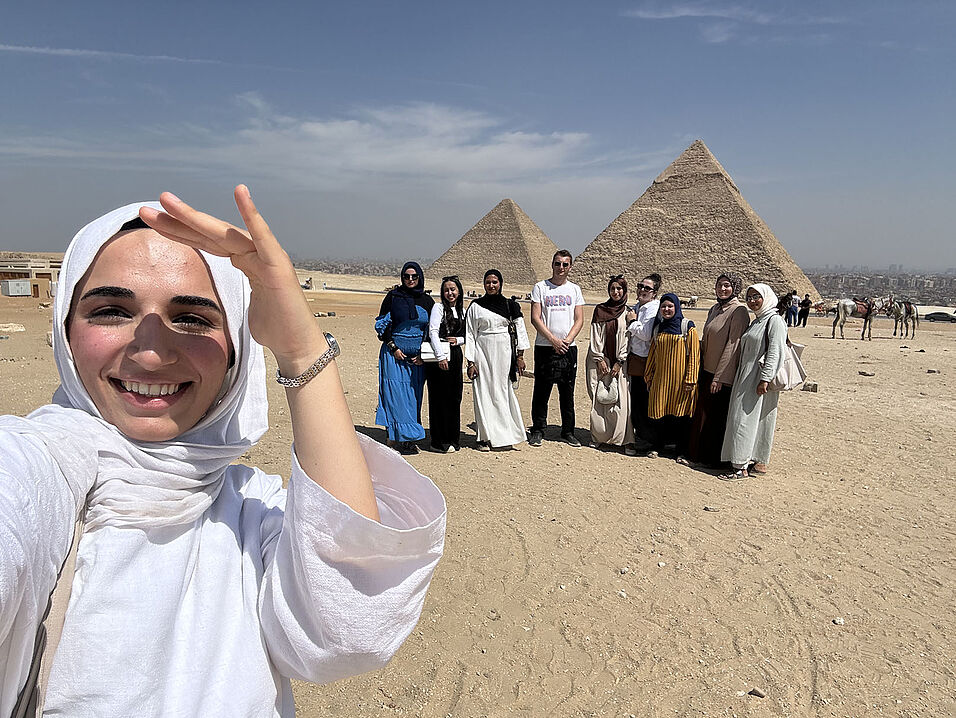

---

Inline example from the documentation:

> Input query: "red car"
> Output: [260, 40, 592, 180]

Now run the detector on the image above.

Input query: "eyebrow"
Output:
[79, 286, 221, 314]
[171, 295, 223, 314]
[80, 286, 134, 300]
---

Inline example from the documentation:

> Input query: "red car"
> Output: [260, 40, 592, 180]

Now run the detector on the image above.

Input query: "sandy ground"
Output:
[1, 286, 954, 718]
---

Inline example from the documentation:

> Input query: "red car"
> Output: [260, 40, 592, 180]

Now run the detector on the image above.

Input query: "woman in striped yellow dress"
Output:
[643, 293, 700, 461]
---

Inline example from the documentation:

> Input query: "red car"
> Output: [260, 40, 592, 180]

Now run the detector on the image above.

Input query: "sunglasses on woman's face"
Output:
[639, 285, 655, 292]
[403, 273, 419, 280]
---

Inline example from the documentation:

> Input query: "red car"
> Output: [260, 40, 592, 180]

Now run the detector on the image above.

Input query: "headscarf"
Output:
[592, 275, 628, 362]
[655, 292, 695, 335]
[387, 261, 428, 324]
[472, 269, 523, 382]
[473, 269, 521, 320]
[0, 201, 268, 530]
[748, 283, 779, 319]
[714, 272, 743, 306]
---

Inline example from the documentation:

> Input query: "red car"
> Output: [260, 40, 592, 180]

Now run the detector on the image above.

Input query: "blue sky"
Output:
[2, 1, 953, 270]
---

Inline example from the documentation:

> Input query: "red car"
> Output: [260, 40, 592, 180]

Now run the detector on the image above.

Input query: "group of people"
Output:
[784, 289, 813, 327]
[374, 250, 791, 481]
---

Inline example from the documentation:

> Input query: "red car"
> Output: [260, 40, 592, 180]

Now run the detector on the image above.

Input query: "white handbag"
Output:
[595, 376, 619, 405]
[419, 341, 449, 363]
[762, 321, 807, 391]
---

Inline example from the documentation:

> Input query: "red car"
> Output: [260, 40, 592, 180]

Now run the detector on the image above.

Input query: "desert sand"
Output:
[1, 282, 953, 717]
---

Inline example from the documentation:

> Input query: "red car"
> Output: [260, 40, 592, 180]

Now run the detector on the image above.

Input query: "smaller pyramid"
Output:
[430, 199, 559, 289]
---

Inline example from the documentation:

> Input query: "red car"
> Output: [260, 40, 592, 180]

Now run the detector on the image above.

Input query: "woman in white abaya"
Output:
[0, 188, 446, 717]
[464, 269, 530, 450]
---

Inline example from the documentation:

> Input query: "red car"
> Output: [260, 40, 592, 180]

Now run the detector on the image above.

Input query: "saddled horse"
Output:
[886, 298, 919, 339]
[831, 297, 879, 340]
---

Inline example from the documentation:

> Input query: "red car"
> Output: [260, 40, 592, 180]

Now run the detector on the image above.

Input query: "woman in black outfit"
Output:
[425, 276, 466, 452]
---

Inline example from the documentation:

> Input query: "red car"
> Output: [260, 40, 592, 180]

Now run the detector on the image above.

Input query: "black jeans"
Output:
[531, 345, 577, 435]
[629, 370, 655, 447]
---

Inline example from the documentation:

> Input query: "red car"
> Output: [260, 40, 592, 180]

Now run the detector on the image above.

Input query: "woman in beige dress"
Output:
[586, 276, 635, 453]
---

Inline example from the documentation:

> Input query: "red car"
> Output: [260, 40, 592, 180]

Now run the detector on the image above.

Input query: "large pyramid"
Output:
[429, 199, 559, 289]
[573, 140, 819, 301]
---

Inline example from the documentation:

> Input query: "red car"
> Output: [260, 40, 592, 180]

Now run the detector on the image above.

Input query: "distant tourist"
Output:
[528, 250, 585, 447]
[586, 275, 635, 454]
[375, 262, 434, 454]
[798, 293, 812, 327]
[787, 289, 799, 326]
[687, 273, 750, 469]
[719, 283, 788, 481]
[425, 276, 466, 453]
[625, 273, 662, 452]
[643, 293, 700, 462]
[464, 270, 530, 451]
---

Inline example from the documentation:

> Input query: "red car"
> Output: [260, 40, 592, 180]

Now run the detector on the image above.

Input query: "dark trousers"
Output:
[798, 309, 810, 327]
[686, 370, 732, 467]
[650, 415, 692, 454]
[531, 345, 577, 434]
[425, 345, 463, 450]
[629, 371, 655, 447]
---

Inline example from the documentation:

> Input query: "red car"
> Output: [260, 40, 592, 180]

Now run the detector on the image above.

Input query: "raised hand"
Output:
[139, 187, 324, 375]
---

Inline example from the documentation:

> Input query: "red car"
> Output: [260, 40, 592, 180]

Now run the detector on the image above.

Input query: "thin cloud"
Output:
[624, 3, 774, 24]
[0, 101, 600, 191]
[700, 21, 737, 43]
[622, 3, 846, 26]
[0, 42, 291, 71]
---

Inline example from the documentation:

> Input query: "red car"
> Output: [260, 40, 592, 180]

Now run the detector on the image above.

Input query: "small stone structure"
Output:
[573, 140, 820, 301]
[429, 199, 559, 291]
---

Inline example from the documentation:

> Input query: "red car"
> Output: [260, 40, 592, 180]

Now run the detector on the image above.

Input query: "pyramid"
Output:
[573, 140, 820, 302]
[429, 199, 559, 290]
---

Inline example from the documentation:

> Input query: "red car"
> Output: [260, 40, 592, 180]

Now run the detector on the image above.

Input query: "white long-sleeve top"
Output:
[626, 298, 661, 358]
[427, 304, 465, 362]
[0, 431, 445, 718]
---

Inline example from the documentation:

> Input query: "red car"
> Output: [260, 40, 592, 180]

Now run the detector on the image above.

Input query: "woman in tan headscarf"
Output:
[586, 275, 634, 453]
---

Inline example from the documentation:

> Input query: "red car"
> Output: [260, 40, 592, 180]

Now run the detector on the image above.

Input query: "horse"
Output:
[832, 297, 878, 340]
[886, 299, 919, 339]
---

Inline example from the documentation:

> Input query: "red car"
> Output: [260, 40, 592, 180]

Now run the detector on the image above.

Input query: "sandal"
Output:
[750, 462, 769, 474]
[717, 469, 749, 482]
[675, 456, 690, 467]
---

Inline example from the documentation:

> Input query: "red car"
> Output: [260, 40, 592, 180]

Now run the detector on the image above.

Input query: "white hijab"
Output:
[0, 202, 268, 530]
[748, 283, 779, 319]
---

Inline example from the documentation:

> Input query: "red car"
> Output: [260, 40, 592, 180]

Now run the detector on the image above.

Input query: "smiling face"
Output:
[442, 280, 460, 303]
[715, 277, 734, 300]
[608, 282, 624, 302]
[660, 299, 677, 320]
[637, 277, 658, 306]
[484, 273, 501, 295]
[746, 289, 764, 312]
[67, 229, 231, 442]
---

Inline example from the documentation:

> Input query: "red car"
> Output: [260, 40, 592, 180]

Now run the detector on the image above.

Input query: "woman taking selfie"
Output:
[0, 188, 446, 717]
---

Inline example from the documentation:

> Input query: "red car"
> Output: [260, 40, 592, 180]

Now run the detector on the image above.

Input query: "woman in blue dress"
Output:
[375, 262, 435, 454]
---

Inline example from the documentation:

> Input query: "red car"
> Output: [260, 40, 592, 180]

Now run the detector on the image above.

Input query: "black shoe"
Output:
[562, 433, 582, 448]
[400, 442, 420, 455]
[528, 430, 543, 447]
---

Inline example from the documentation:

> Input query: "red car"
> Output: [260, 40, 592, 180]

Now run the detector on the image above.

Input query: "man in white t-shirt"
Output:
[529, 250, 585, 447]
